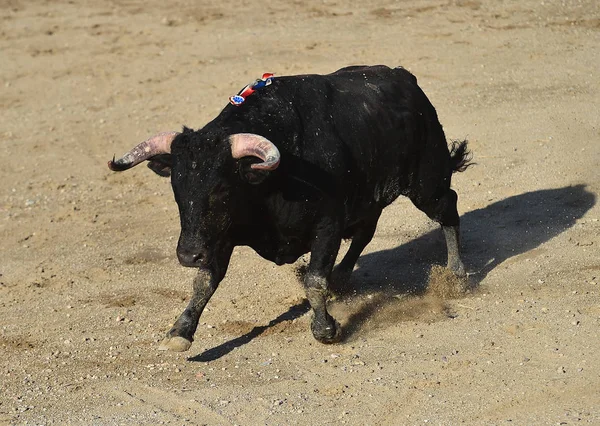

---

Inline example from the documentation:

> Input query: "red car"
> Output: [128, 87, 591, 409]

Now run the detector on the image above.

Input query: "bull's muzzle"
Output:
[176, 246, 210, 268]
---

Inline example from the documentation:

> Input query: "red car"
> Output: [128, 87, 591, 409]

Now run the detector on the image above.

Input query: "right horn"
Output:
[108, 131, 179, 171]
[229, 133, 280, 171]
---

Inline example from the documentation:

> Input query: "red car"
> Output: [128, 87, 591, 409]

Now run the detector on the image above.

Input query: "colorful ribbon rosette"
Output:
[229, 73, 274, 106]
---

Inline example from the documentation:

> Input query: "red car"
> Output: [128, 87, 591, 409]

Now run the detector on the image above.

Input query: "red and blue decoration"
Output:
[229, 73, 274, 106]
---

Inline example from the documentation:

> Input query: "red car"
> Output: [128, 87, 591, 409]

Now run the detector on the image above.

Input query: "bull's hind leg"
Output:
[331, 209, 382, 294]
[443, 223, 466, 278]
[411, 188, 466, 277]
[304, 218, 343, 343]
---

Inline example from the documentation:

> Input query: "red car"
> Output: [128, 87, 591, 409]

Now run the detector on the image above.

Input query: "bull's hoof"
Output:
[452, 265, 467, 279]
[311, 318, 342, 344]
[158, 335, 192, 352]
[447, 259, 467, 278]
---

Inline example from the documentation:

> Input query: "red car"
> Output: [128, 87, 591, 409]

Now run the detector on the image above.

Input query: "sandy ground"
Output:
[1, 0, 599, 424]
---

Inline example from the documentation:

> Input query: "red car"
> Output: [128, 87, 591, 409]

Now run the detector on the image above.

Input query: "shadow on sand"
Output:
[188, 299, 310, 362]
[352, 184, 595, 294]
[190, 185, 594, 360]
[336, 184, 595, 338]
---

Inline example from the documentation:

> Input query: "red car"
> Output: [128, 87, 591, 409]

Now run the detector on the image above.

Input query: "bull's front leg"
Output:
[159, 246, 232, 352]
[158, 270, 217, 351]
[304, 218, 343, 344]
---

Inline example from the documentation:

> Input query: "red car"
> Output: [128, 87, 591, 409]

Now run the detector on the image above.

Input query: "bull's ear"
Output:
[238, 157, 270, 185]
[147, 154, 172, 177]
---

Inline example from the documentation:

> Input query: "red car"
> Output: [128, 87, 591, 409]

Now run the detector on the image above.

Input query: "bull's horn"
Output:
[229, 133, 280, 171]
[108, 131, 179, 171]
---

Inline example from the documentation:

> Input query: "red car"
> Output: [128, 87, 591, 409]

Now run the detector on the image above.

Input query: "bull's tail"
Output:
[449, 140, 473, 173]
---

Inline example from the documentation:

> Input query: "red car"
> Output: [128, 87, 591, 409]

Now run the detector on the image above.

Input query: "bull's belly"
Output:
[249, 235, 310, 266]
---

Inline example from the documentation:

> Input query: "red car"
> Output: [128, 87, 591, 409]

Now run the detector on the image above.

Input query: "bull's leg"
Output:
[411, 188, 466, 277]
[443, 223, 466, 277]
[331, 209, 382, 293]
[304, 220, 343, 343]
[159, 247, 233, 352]
[158, 270, 218, 351]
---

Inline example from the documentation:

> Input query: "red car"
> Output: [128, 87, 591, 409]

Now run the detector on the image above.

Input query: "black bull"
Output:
[108, 65, 471, 351]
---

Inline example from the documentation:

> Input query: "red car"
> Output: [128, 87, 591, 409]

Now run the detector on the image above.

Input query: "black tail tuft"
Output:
[449, 140, 474, 173]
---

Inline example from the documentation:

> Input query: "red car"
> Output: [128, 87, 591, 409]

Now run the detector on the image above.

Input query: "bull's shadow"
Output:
[350, 184, 595, 296]
[188, 299, 310, 362]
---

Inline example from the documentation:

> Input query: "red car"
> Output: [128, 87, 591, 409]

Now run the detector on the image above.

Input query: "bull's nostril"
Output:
[177, 248, 208, 267]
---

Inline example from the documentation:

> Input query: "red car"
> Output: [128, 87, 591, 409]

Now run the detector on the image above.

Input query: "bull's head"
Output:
[108, 128, 280, 272]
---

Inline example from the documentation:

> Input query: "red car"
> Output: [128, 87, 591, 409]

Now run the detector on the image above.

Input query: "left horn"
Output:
[229, 133, 280, 171]
[108, 131, 179, 172]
